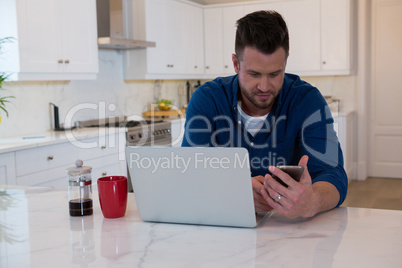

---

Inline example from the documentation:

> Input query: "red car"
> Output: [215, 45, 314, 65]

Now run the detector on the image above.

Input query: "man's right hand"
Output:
[252, 176, 273, 213]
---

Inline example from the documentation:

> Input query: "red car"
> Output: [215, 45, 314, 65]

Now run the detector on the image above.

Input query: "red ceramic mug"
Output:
[97, 176, 128, 218]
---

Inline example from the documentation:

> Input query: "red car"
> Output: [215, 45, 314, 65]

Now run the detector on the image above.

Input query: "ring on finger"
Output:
[274, 194, 282, 203]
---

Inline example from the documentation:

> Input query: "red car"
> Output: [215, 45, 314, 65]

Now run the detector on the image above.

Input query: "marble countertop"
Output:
[0, 127, 126, 154]
[1, 185, 401, 268]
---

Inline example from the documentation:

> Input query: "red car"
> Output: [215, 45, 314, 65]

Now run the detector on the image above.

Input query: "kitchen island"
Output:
[1, 185, 401, 267]
[0, 128, 127, 188]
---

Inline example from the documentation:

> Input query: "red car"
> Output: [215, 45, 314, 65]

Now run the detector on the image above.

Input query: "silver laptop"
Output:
[125, 146, 271, 228]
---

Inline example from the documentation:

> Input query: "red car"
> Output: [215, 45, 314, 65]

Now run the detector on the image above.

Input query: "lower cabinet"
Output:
[3, 134, 127, 189]
[85, 154, 126, 191]
[0, 152, 16, 185]
[333, 111, 356, 181]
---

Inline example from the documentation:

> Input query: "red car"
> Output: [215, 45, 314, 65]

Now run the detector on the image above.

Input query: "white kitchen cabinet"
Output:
[243, 0, 321, 74]
[184, 3, 205, 75]
[0, 0, 98, 81]
[214, 0, 351, 77]
[14, 134, 126, 189]
[144, 0, 180, 74]
[124, 0, 204, 79]
[86, 154, 123, 184]
[15, 142, 78, 187]
[15, 142, 78, 178]
[0, 152, 16, 185]
[320, 0, 351, 74]
[204, 6, 244, 76]
[223, 7, 245, 74]
[203, 8, 223, 75]
[121, 0, 352, 80]
[78, 135, 127, 182]
[282, 0, 321, 73]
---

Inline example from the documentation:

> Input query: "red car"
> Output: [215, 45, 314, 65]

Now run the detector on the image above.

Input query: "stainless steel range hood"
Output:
[96, 0, 155, 50]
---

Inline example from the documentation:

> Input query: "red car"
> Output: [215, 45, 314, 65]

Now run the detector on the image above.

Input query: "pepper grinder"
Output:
[67, 160, 93, 216]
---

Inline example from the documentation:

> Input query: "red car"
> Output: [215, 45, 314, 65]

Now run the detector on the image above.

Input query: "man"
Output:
[182, 10, 347, 218]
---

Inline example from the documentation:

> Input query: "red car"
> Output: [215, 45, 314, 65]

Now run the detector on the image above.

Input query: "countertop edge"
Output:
[0, 127, 127, 154]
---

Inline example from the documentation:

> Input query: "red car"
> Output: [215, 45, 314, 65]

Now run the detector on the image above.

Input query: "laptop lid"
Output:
[125, 146, 260, 228]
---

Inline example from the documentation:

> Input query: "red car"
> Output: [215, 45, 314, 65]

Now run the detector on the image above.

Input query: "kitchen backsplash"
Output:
[0, 50, 356, 139]
[0, 50, 187, 138]
[301, 75, 357, 114]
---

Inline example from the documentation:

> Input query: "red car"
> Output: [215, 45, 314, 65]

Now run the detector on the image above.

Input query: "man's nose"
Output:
[257, 76, 270, 92]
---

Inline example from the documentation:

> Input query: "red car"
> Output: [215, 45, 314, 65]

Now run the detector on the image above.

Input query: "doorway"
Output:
[369, 0, 402, 178]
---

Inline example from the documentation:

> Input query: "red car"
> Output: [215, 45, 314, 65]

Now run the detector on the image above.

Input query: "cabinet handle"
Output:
[322, 61, 326, 65]
[101, 145, 106, 149]
[58, 59, 63, 64]
[64, 59, 70, 64]
[224, 65, 228, 68]
[102, 172, 107, 176]
[206, 66, 210, 69]
[47, 156, 54, 161]
[194, 65, 198, 69]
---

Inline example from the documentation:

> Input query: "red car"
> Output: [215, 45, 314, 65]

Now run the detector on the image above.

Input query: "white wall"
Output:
[301, 75, 357, 113]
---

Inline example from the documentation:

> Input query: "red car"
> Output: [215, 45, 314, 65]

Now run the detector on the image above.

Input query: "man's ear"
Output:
[232, 54, 240, 73]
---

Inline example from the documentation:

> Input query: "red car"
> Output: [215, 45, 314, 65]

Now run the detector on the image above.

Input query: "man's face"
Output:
[232, 47, 287, 116]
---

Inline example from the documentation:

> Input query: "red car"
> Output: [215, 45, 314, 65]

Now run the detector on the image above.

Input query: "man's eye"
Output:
[270, 73, 279, 78]
[249, 73, 260, 77]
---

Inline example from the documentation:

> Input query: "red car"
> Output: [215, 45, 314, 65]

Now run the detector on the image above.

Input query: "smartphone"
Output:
[272, 165, 304, 187]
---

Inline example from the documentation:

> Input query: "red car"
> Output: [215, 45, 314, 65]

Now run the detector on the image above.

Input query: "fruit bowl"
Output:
[156, 99, 172, 111]
[158, 103, 172, 111]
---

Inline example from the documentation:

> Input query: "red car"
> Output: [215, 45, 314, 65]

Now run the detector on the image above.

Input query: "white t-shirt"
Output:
[237, 104, 269, 136]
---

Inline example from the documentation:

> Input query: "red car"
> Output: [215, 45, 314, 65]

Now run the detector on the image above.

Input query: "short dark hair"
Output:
[235, 10, 289, 60]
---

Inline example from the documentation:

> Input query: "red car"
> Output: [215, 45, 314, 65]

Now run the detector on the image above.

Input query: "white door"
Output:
[146, 0, 168, 73]
[370, 0, 402, 178]
[321, 0, 350, 73]
[281, 0, 321, 73]
[189, 5, 205, 74]
[222, 6, 244, 75]
[243, 0, 321, 73]
[0, 153, 16, 185]
[165, 0, 185, 74]
[204, 7, 224, 75]
[18, 0, 62, 73]
[183, 4, 204, 74]
[60, 0, 98, 73]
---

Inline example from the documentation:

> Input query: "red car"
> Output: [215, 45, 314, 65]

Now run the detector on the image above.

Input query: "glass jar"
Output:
[67, 160, 93, 216]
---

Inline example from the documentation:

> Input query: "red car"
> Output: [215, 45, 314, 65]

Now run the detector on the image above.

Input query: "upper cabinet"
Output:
[203, 8, 224, 75]
[243, 0, 321, 74]
[204, 6, 244, 76]
[201, 0, 352, 79]
[242, 0, 352, 76]
[0, 0, 98, 81]
[320, 0, 351, 75]
[0, 0, 352, 81]
[186, 4, 205, 75]
[124, 0, 204, 80]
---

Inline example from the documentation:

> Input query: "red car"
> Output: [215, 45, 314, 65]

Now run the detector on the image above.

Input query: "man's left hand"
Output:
[260, 155, 320, 218]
